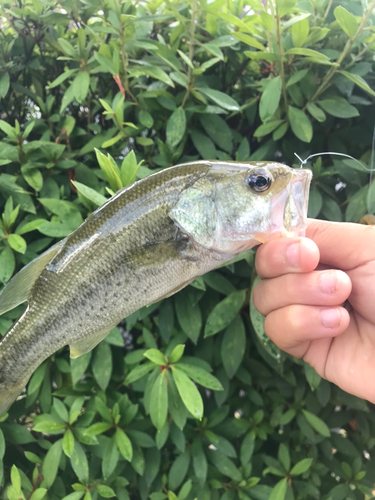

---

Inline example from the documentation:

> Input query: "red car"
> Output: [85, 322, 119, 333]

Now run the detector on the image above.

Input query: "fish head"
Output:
[169, 161, 312, 254]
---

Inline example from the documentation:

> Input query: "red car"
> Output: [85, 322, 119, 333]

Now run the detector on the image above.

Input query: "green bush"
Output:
[1, 0, 375, 499]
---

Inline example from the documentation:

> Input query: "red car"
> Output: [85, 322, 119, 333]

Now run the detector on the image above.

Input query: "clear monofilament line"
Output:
[294, 151, 375, 173]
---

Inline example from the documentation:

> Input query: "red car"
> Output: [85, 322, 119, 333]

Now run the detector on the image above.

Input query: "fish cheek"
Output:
[169, 187, 217, 249]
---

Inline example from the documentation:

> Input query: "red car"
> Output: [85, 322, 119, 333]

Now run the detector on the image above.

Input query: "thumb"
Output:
[306, 219, 375, 269]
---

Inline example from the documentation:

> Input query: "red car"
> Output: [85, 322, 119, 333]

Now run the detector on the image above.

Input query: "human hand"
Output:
[253, 219, 375, 403]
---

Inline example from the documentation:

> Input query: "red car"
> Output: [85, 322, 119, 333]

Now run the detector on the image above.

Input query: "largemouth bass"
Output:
[0, 161, 312, 414]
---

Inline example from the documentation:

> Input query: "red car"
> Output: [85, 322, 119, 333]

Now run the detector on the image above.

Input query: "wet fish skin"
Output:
[0, 161, 312, 414]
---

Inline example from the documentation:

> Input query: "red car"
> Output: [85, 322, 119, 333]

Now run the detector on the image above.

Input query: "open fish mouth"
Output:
[284, 168, 313, 235]
[266, 167, 312, 240]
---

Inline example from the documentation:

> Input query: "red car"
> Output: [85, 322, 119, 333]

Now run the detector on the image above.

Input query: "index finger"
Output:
[255, 237, 320, 279]
[307, 219, 375, 270]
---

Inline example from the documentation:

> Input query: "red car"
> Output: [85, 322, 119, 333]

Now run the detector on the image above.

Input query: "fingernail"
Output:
[319, 271, 337, 295]
[321, 308, 340, 329]
[285, 242, 300, 267]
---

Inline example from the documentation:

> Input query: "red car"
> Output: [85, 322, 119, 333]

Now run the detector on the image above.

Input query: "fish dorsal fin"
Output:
[70, 328, 113, 358]
[0, 242, 63, 316]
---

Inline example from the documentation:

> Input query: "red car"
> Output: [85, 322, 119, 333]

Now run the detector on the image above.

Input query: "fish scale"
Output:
[0, 160, 312, 414]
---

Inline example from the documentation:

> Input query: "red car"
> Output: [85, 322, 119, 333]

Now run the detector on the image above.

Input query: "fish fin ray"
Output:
[69, 328, 113, 358]
[0, 242, 63, 316]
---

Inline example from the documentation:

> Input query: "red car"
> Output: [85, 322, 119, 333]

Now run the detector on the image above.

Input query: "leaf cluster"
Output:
[1, 0, 375, 499]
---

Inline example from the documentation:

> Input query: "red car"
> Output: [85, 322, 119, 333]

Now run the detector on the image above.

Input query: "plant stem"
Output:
[309, 0, 375, 103]
[119, 23, 138, 104]
[323, 0, 333, 22]
[275, 8, 289, 118]
[181, 0, 197, 108]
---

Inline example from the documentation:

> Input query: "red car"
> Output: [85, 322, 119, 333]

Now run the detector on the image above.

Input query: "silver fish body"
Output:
[0, 161, 312, 414]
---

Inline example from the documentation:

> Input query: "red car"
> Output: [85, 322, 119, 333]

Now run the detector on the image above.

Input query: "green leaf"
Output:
[71, 442, 89, 484]
[232, 32, 265, 50]
[204, 290, 246, 337]
[304, 363, 321, 391]
[308, 186, 323, 218]
[278, 443, 290, 472]
[286, 69, 309, 88]
[306, 102, 326, 122]
[191, 438, 207, 486]
[94, 149, 122, 192]
[200, 114, 232, 153]
[16, 219, 46, 235]
[130, 65, 174, 87]
[171, 366, 203, 419]
[175, 289, 202, 343]
[269, 478, 287, 500]
[338, 71, 375, 97]
[71, 352, 91, 386]
[254, 120, 284, 138]
[176, 363, 223, 391]
[259, 77, 282, 123]
[196, 87, 239, 111]
[144, 349, 166, 365]
[0, 120, 17, 140]
[207, 450, 242, 482]
[92, 341, 112, 391]
[62, 429, 75, 458]
[8, 234, 27, 254]
[167, 371, 188, 430]
[0, 73, 10, 98]
[317, 98, 359, 118]
[292, 17, 309, 47]
[102, 435, 119, 480]
[334, 6, 358, 38]
[42, 439, 62, 488]
[240, 432, 255, 466]
[169, 344, 185, 364]
[346, 185, 368, 222]
[150, 371, 168, 430]
[322, 197, 342, 222]
[140, 110, 154, 128]
[95, 54, 117, 75]
[166, 107, 186, 148]
[47, 69, 77, 89]
[120, 151, 139, 186]
[290, 457, 313, 475]
[168, 450, 190, 491]
[10, 465, 21, 492]
[221, 315, 246, 379]
[21, 165, 43, 191]
[72, 72, 90, 102]
[288, 106, 313, 142]
[125, 361, 155, 384]
[302, 409, 330, 437]
[116, 428, 133, 461]
[84, 422, 112, 436]
[96, 485, 116, 498]
[72, 181, 107, 206]
[285, 48, 329, 60]
[30, 489, 47, 500]
[0, 247, 15, 283]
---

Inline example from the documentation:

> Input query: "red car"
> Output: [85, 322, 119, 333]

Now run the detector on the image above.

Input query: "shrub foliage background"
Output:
[0, 0, 375, 499]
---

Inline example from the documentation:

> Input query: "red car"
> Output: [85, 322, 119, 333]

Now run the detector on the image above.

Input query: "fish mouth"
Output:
[283, 168, 312, 236]
[260, 167, 312, 242]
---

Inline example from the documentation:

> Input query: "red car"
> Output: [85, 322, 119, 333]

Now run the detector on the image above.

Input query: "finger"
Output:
[253, 270, 352, 316]
[307, 219, 375, 270]
[255, 237, 319, 279]
[264, 305, 350, 358]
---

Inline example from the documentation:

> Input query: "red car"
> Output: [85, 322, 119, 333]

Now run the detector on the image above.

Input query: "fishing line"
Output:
[294, 151, 375, 172]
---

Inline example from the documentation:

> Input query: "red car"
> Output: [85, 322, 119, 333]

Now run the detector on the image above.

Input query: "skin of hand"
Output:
[253, 219, 375, 403]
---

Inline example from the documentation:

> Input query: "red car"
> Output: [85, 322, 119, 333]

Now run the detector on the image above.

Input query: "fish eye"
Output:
[245, 168, 272, 193]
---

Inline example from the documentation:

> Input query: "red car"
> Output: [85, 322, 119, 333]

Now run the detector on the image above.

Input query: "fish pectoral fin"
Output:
[0, 241, 63, 316]
[69, 328, 114, 358]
